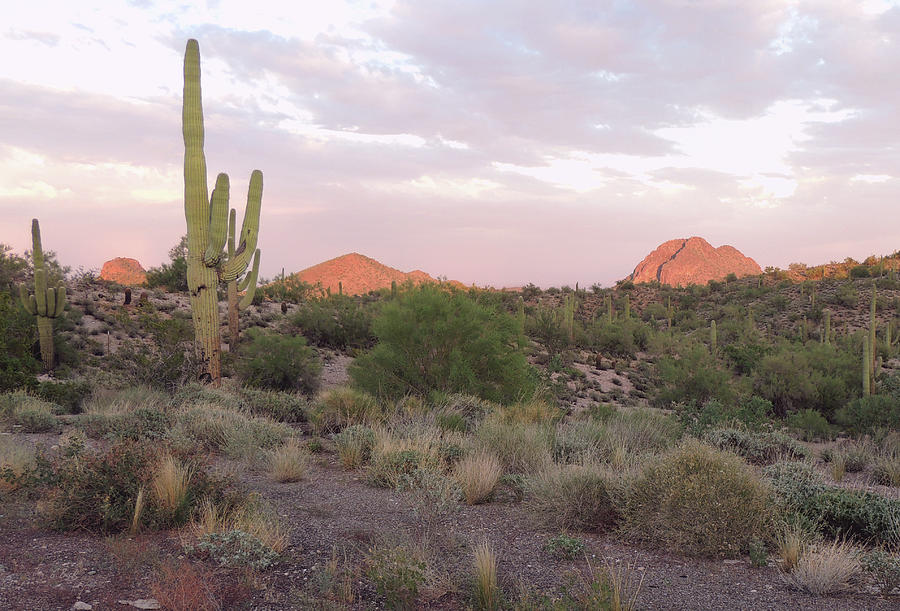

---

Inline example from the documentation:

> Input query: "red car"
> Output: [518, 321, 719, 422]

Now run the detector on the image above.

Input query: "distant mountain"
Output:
[287, 253, 445, 296]
[629, 237, 761, 287]
[100, 257, 147, 285]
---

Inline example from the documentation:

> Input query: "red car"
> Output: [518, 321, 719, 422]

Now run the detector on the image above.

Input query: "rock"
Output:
[629, 237, 761, 287]
[100, 257, 148, 286]
[117, 600, 161, 610]
[72, 603, 92, 610]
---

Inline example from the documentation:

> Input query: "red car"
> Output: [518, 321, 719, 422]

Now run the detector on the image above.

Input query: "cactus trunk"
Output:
[36, 316, 54, 370]
[18, 219, 66, 371]
[863, 336, 871, 396]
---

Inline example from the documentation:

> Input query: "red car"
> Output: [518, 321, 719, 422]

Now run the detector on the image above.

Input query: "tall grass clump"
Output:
[621, 439, 774, 557]
[476, 419, 552, 475]
[268, 438, 309, 482]
[786, 539, 861, 595]
[367, 427, 443, 489]
[454, 451, 502, 505]
[174, 404, 290, 459]
[333, 425, 376, 469]
[152, 454, 194, 523]
[526, 461, 619, 532]
[472, 540, 499, 611]
[0, 434, 34, 491]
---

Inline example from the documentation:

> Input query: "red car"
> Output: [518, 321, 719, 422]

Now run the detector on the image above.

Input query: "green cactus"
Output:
[225, 208, 261, 350]
[18, 219, 66, 370]
[183, 39, 263, 384]
[823, 309, 831, 345]
[710, 319, 717, 355]
[391, 280, 398, 299]
[869, 285, 877, 377]
[863, 335, 871, 397]
[607, 295, 614, 324]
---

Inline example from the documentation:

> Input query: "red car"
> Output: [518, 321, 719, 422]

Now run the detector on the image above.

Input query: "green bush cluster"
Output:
[291, 295, 374, 350]
[237, 328, 321, 394]
[703, 427, 809, 465]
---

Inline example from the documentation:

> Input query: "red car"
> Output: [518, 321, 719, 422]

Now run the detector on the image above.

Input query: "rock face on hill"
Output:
[629, 237, 761, 287]
[99, 257, 147, 285]
[288, 253, 439, 296]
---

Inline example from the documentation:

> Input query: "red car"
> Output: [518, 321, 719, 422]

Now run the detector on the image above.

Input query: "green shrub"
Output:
[111, 314, 199, 392]
[862, 549, 900, 595]
[786, 409, 833, 441]
[237, 328, 321, 394]
[189, 529, 278, 570]
[835, 395, 900, 435]
[174, 405, 291, 459]
[308, 387, 380, 435]
[544, 534, 586, 560]
[35, 380, 92, 414]
[703, 428, 809, 465]
[622, 440, 774, 557]
[655, 345, 735, 408]
[675, 397, 773, 437]
[350, 285, 536, 404]
[238, 388, 308, 423]
[526, 463, 619, 532]
[365, 544, 427, 610]
[0, 291, 39, 392]
[144, 236, 188, 292]
[291, 296, 374, 350]
[81, 407, 172, 441]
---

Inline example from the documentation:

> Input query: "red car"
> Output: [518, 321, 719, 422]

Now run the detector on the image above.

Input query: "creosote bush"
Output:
[526, 462, 619, 532]
[236, 328, 321, 394]
[308, 387, 380, 435]
[622, 440, 774, 558]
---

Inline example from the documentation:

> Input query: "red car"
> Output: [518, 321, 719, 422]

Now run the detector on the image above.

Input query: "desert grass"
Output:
[604, 558, 644, 611]
[454, 451, 502, 505]
[131, 487, 146, 535]
[776, 522, 808, 573]
[476, 419, 553, 475]
[83, 385, 168, 415]
[786, 539, 861, 595]
[174, 403, 290, 459]
[151, 559, 221, 611]
[333, 425, 376, 469]
[830, 453, 846, 482]
[872, 456, 900, 487]
[268, 438, 309, 483]
[153, 454, 193, 518]
[0, 435, 34, 491]
[526, 461, 619, 532]
[367, 426, 444, 488]
[473, 540, 499, 611]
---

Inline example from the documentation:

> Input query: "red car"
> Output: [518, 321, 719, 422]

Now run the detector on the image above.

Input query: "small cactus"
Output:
[18, 219, 66, 370]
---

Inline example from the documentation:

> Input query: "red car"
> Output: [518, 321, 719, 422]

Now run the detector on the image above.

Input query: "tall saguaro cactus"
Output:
[225, 208, 261, 350]
[18, 219, 66, 370]
[183, 39, 263, 384]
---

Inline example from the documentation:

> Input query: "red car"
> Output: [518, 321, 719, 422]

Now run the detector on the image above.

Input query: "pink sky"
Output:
[1, 1, 899, 287]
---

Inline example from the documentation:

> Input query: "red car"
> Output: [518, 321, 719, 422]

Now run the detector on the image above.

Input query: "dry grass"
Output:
[473, 539, 499, 611]
[83, 386, 168, 415]
[153, 454, 193, 517]
[367, 426, 444, 488]
[151, 559, 221, 611]
[872, 456, 900, 487]
[786, 539, 861, 595]
[131, 487, 146, 535]
[309, 387, 380, 435]
[0, 435, 34, 492]
[476, 420, 553, 475]
[454, 451, 502, 505]
[830, 453, 846, 482]
[605, 558, 644, 611]
[776, 523, 807, 573]
[526, 462, 620, 532]
[268, 438, 309, 483]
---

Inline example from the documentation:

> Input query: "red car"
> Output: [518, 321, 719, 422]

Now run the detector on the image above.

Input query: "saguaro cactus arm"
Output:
[238, 249, 260, 309]
[222, 170, 262, 281]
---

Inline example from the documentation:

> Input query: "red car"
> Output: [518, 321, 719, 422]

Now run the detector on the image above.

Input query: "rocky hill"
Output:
[99, 257, 147, 285]
[287, 253, 439, 295]
[629, 237, 760, 286]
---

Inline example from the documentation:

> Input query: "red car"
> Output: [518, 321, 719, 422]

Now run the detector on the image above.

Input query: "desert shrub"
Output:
[35, 380, 92, 414]
[174, 405, 290, 459]
[36, 440, 221, 532]
[0, 291, 40, 392]
[350, 285, 537, 404]
[433, 393, 494, 433]
[862, 549, 900, 595]
[189, 529, 278, 569]
[621, 440, 774, 557]
[476, 420, 553, 474]
[365, 543, 427, 610]
[527, 307, 570, 356]
[0, 435, 34, 492]
[654, 345, 735, 408]
[766, 461, 900, 544]
[872, 456, 900, 487]
[291, 295, 374, 350]
[587, 319, 648, 358]
[453, 450, 502, 505]
[703, 428, 809, 465]
[333, 424, 376, 469]
[787, 539, 861, 595]
[112, 314, 200, 392]
[834, 394, 900, 435]
[786, 409, 833, 441]
[675, 397, 773, 437]
[308, 387, 380, 435]
[526, 462, 619, 532]
[236, 329, 320, 394]
[238, 387, 308, 423]
[81, 406, 172, 441]
[145, 236, 188, 292]
[367, 428, 443, 489]
[544, 534, 585, 560]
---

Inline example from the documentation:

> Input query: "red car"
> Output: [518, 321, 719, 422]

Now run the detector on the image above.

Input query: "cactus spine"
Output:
[183, 39, 262, 384]
[18, 219, 66, 370]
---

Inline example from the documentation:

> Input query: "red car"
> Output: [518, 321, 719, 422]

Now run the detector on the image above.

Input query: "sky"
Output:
[1, 0, 899, 288]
